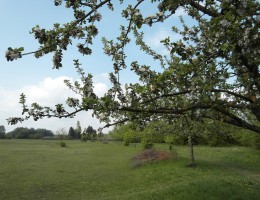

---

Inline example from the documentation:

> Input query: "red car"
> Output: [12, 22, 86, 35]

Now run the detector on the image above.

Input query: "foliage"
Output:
[110, 119, 260, 148]
[5, 1, 260, 137]
[68, 126, 77, 139]
[0, 125, 5, 133]
[81, 132, 87, 142]
[110, 123, 142, 144]
[5, 127, 53, 139]
[75, 121, 82, 139]
[123, 139, 130, 146]
[84, 125, 97, 141]
[0, 125, 5, 139]
[141, 139, 154, 150]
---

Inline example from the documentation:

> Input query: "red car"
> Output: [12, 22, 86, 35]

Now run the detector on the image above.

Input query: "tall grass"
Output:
[0, 140, 259, 200]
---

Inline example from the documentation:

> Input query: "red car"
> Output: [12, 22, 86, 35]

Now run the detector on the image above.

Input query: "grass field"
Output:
[0, 139, 259, 200]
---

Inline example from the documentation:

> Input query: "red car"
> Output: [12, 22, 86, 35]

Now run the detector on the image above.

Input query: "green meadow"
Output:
[0, 140, 259, 200]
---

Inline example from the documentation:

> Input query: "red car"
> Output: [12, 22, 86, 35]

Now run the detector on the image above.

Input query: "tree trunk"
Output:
[185, 116, 195, 167]
[188, 135, 195, 166]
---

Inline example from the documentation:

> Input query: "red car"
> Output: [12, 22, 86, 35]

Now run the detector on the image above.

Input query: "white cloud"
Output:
[145, 28, 181, 55]
[174, 8, 187, 17]
[94, 83, 108, 97]
[21, 76, 76, 105]
[144, 7, 187, 55]
[0, 76, 111, 133]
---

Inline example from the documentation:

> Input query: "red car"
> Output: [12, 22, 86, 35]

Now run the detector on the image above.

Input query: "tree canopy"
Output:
[5, 127, 53, 139]
[6, 0, 260, 134]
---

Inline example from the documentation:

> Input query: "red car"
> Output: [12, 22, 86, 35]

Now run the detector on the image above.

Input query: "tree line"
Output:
[0, 126, 54, 139]
[67, 121, 99, 141]
[109, 119, 260, 149]
[0, 122, 99, 141]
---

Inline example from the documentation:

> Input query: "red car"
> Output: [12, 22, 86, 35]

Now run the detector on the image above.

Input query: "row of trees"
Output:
[0, 126, 54, 139]
[0, 122, 99, 141]
[55, 121, 100, 141]
[67, 121, 98, 141]
[109, 119, 260, 149]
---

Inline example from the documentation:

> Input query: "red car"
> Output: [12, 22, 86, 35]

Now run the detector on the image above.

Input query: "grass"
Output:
[0, 139, 259, 200]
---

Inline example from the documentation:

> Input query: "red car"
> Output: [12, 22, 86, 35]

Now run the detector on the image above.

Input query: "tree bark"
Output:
[188, 135, 195, 166]
[185, 116, 195, 166]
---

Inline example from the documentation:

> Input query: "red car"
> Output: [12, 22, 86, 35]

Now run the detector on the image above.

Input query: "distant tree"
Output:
[81, 132, 87, 142]
[97, 131, 104, 140]
[0, 125, 5, 139]
[75, 121, 82, 139]
[0, 125, 5, 133]
[9, 127, 30, 139]
[68, 127, 77, 139]
[56, 128, 68, 140]
[5, 127, 53, 139]
[110, 123, 141, 145]
[86, 125, 97, 141]
[35, 128, 54, 138]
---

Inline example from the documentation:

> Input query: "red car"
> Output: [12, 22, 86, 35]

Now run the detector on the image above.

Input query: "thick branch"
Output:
[189, 0, 220, 17]
[215, 108, 260, 134]
[120, 104, 211, 115]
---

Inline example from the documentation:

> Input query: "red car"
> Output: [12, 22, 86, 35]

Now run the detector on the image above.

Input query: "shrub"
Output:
[60, 141, 66, 147]
[123, 140, 130, 146]
[143, 142, 153, 149]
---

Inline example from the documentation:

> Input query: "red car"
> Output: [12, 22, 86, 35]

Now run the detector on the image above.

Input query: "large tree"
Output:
[6, 0, 260, 134]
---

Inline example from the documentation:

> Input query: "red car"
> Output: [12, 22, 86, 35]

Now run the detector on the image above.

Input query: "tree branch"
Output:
[215, 108, 260, 134]
[189, 0, 220, 17]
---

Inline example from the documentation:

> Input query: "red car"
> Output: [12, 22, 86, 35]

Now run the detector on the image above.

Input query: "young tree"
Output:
[6, 0, 260, 135]
[56, 127, 68, 140]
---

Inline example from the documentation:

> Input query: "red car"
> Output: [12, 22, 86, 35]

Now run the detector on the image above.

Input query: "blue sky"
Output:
[0, 0, 187, 133]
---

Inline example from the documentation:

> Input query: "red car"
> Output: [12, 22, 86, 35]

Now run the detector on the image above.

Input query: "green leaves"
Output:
[5, 47, 23, 61]
[220, 43, 229, 52]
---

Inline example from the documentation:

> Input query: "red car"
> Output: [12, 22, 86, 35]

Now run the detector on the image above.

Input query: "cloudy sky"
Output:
[0, 0, 187, 133]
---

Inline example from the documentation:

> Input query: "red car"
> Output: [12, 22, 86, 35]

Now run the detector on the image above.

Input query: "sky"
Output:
[0, 0, 187, 133]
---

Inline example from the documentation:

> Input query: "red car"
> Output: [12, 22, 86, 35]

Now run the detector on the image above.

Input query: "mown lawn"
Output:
[0, 139, 259, 200]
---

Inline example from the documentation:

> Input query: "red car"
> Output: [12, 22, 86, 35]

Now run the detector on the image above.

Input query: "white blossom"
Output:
[139, 67, 147, 72]
[220, 20, 231, 27]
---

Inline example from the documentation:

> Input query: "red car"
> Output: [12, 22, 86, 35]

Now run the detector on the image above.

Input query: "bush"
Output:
[143, 142, 153, 149]
[59, 141, 66, 147]
[123, 140, 130, 146]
